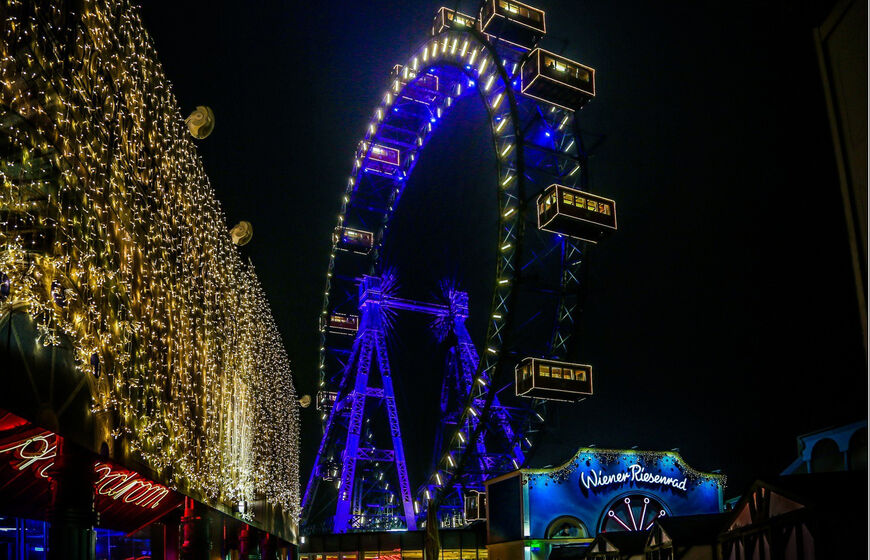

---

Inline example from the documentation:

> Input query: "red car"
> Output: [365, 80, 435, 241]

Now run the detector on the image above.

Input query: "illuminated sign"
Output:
[0, 432, 169, 509]
[493, 447, 725, 543]
[94, 462, 171, 509]
[0, 433, 55, 477]
[580, 463, 688, 493]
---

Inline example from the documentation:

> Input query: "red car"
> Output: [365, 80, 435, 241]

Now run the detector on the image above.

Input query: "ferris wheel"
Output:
[302, 0, 617, 533]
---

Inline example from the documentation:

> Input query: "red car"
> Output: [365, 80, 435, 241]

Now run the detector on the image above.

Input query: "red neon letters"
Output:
[0, 432, 169, 509]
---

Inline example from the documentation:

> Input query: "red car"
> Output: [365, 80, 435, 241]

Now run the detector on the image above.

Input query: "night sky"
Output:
[141, 0, 866, 499]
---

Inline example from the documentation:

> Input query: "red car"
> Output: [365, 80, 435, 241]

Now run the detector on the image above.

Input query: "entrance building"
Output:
[484, 448, 725, 560]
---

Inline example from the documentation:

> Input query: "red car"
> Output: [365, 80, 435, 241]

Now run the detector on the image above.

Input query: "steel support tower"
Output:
[307, 0, 607, 533]
[302, 276, 523, 532]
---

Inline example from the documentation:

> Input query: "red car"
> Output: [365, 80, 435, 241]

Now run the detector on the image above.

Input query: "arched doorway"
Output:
[810, 438, 843, 472]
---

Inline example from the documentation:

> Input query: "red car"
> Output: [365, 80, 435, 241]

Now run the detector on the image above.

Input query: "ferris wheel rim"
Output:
[310, 23, 583, 529]
[317, 26, 526, 499]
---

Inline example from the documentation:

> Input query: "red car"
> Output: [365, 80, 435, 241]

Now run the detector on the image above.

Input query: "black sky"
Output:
[140, 0, 866, 498]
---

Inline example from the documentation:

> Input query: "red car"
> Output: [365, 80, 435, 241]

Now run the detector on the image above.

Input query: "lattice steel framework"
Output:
[303, 5, 598, 533]
[303, 276, 530, 532]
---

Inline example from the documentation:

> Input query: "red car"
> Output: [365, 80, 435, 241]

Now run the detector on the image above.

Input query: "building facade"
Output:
[484, 448, 725, 560]
[780, 420, 866, 474]
[719, 472, 866, 560]
[0, 0, 301, 557]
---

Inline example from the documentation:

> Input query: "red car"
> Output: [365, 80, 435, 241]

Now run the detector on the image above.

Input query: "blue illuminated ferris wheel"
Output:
[302, 1, 618, 534]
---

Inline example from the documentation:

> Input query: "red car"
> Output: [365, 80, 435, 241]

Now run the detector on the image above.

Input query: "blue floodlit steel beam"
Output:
[381, 296, 449, 316]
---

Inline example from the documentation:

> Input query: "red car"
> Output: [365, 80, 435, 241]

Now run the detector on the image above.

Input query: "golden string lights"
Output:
[0, 0, 300, 519]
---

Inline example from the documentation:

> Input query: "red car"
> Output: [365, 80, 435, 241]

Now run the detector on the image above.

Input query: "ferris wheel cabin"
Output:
[321, 312, 359, 335]
[316, 390, 337, 412]
[537, 184, 616, 243]
[521, 49, 595, 111]
[334, 226, 374, 254]
[316, 458, 341, 481]
[515, 357, 593, 401]
[362, 141, 402, 177]
[391, 64, 440, 93]
[479, 0, 546, 50]
[432, 7, 477, 35]
[464, 490, 487, 521]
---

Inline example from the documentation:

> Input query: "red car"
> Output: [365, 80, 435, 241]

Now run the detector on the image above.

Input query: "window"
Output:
[576, 370, 586, 382]
[564, 368, 574, 380]
[587, 200, 597, 211]
[545, 57, 583, 77]
[576, 196, 586, 208]
[523, 366, 531, 379]
[449, 12, 470, 26]
[562, 192, 573, 205]
[600, 203, 611, 215]
[811, 438, 843, 472]
[539, 365, 550, 377]
[501, 3, 543, 23]
[552, 367, 562, 378]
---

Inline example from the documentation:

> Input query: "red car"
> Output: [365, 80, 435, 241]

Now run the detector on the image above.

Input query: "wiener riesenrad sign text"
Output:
[580, 463, 688, 492]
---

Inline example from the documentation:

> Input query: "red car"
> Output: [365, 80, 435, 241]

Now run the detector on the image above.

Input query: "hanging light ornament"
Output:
[185, 105, 215, 139]
[230, 220, 253, 246]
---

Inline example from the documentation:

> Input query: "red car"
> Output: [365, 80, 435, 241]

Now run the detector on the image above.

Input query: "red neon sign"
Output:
[94, 461, 170, 509]
[0, 432, 56, 477]
[0, 432, 170, 509]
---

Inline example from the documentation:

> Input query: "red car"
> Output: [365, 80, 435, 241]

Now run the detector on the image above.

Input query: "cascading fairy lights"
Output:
[0, 0, 300, 518]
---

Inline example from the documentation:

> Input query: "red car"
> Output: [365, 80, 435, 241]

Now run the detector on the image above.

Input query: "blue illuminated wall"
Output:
[488, 448, 724, 541]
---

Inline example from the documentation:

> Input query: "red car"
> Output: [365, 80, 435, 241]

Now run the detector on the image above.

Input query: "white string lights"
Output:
[0, 0, 300, 519]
